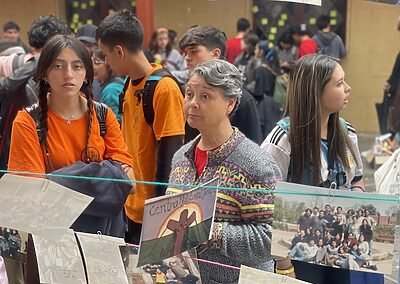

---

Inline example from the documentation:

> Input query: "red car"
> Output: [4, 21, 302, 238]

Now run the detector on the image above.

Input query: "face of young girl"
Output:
[92, 56, 108, 83]
[46, 47, 87, 98]
[320, 64, 351, 115]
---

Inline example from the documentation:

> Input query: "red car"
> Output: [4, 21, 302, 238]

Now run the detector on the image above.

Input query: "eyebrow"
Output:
[335, 77, 344, 83]
[186, 46, 200, 51]
[186, 84, 213, 91]
[202, 85, 214, 91]
[54, 59, 83, 64]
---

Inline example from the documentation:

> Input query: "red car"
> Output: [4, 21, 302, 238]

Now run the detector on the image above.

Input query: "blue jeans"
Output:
[290, 246, 309, 261]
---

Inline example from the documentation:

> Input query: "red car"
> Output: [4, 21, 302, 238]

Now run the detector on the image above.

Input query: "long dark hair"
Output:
[148, 28, 172, 57]
[285, 54, 351, 185]
[36, 35, 94, 168]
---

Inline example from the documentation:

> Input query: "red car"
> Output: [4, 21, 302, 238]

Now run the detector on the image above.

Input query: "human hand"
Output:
[121, 164, 136, 194]
[384, 81, 391, 92]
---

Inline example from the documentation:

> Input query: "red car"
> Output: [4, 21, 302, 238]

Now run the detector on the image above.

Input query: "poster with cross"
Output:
[137, 179, 218, 266]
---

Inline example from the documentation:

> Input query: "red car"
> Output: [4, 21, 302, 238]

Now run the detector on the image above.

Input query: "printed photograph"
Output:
[0, 227, 28, 262]
[138, 180, 217, 266]
[120, 246, 202, 284]
[272, 183, 398, 275]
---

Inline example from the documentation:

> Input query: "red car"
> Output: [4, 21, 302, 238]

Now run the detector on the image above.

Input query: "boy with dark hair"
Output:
[226, 17, 251, 63]
[292, 23, 318, 58]
[97, 10, 185, 244]
[2, 20, 30, 53]
[312, 14, 346, 59]
[179, 25, 262, 144]
[3, 21, 20, 42]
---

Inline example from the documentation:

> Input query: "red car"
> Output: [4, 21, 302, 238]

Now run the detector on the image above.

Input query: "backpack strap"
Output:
[142, 68, 183, 126]
[25, 103, 41, 139]
[118, 77, 131, 115]
[93, 101, 108, 137]
[11, 54, 26, 72]
[25, 103, 53, 171]
[117, 69, 183, 126]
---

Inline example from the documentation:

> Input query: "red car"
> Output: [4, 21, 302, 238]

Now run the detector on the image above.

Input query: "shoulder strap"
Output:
[25, 103, 52, 171]
[93, 101, 108, 137]
[142, 68, 183, 126]
[118, 77, 131, 115]
[25, 103, 41, 139]
[11, 54, 26, 72]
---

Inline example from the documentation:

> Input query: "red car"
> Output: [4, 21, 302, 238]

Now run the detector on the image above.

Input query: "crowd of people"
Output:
[0, 228, 23, 260]
[290, 205, 377, 271]
[0, 8, 371, 284]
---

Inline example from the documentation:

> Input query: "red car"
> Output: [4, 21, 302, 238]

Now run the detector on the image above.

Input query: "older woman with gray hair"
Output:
[167, 59, 281, 284]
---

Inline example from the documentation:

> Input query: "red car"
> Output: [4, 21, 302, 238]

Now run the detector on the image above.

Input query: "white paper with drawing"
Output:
[76, 232, 128, 284]
[239, 265, 311, 283]
[0, 174, 93, 240]
[32, 229, 86, 283]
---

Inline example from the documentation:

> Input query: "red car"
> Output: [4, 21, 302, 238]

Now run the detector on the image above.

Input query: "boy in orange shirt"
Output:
[97, 11, 185, 244]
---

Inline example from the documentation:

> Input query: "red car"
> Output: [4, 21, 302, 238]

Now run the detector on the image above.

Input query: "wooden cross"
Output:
[166, 209, 196, 256]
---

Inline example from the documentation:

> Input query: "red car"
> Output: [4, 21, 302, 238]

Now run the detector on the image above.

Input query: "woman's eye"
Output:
[201, 94, 209, 100]
[74, 64, 83, 70]
[185, 91, 193, 98]
[54, 64, 63, 69]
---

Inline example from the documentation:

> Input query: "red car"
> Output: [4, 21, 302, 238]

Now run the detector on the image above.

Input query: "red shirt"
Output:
[194, 146, 207, 177]
[298, 39, 318, 58]
[194, 144, 222, 176]
[226, 37, 243, 64]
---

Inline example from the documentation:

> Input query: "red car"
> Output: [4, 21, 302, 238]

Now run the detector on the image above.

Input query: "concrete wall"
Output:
[0, 0, 66, 44]
[154, 0, 253, 41]
[341, 0, 400, 133]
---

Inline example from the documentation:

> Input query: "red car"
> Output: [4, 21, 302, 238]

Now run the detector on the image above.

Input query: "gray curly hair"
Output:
[189, 59, 243, 114]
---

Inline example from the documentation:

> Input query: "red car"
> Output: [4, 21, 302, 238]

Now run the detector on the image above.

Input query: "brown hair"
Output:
[36, 35, 94, 170]
[285, 54, 351, 185]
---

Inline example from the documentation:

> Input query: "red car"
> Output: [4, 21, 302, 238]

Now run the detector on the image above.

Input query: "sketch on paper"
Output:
[76, 232, 128, 284]
[33, 230, 86, 283]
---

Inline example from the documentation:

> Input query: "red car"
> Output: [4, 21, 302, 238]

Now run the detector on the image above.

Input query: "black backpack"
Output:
[118, 68, 184, 126]
[0, 58, 38, 173]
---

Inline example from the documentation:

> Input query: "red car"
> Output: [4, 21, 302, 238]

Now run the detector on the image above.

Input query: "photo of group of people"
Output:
[289, 205, 378, 271]
[0, 226, 27, 262]
[120, 246, 201, 284]
[273, 183, 397, 275]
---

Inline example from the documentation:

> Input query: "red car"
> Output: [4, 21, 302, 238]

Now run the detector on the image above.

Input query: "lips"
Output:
[63, 83, 76, 87]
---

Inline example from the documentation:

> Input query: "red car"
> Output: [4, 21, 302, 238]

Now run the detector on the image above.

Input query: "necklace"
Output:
[49, 96, 85, 125]
[66, 115, 75, 125]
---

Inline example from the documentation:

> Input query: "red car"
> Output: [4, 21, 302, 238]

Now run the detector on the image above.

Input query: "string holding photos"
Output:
[2, 169, 400, 203]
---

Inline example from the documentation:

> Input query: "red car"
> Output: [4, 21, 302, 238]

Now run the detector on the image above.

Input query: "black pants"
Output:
[125, 219, 142, 245]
